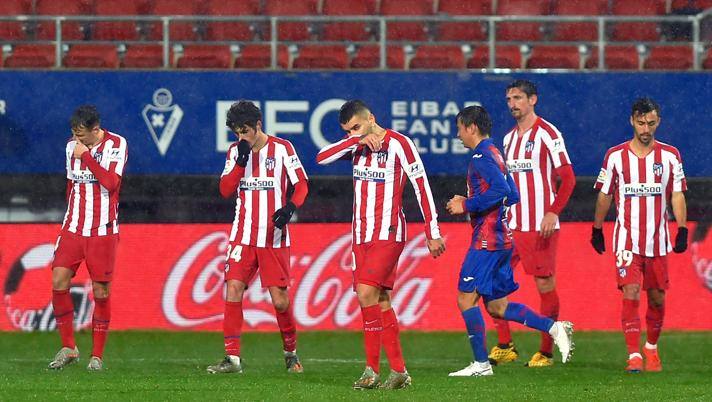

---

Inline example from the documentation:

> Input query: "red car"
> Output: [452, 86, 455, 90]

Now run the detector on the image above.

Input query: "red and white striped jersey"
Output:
[594, 141, 687, 257]
[503, 117, 572, 232]
[223, 136, 307, 248]
[61, 130, 128, 237]
[316, 129, 440, 245]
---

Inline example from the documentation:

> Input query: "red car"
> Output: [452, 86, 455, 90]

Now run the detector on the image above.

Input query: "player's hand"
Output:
[235, 139, 251, 167]
[673, 227, 688, 253]
[427, 238, 446, 258]
[358, 133, 381, 152]
[272, 201, 296, 229]
[539, 212, 558, 239]
[446, 195, 466, 215]
[73, 138, 89, 159]
[590, 226, 605, 254]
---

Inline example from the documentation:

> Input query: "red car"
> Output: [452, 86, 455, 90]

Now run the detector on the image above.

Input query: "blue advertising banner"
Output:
[0, 71, 708, 176]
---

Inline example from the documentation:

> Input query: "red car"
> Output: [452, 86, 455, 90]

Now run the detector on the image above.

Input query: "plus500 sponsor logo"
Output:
[623, 183, 663, 197]
[239, 177, 276, 191]
[507, 159, 533, 173]
[353, 167, 386, 182]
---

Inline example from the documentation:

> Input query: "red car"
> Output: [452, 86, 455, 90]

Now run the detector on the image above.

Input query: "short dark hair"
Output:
[70, 105, 100, 129]
[631, 97, 661, 117]
[339, 100, 370, 125]
[506, 79, 538, 97]
[456, 105, 492, 136]
[226, 100, 262, 131]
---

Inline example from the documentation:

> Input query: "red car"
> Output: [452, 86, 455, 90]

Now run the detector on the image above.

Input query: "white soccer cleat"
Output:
[448, 361, 494, 377]
[48, 346, 79, 370]
[206, 355, 243, 374]
[550, 321, 575, 363]
[87, 356, 104, 371]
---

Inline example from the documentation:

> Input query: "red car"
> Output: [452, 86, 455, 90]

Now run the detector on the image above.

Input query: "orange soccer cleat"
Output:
[643, 347, 662, 372]
[625, 355, 643, 373]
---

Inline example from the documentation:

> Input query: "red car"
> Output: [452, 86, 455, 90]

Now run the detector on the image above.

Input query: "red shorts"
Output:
[352, 240, 405, 290]
[615, 251, 669, 290]
[52, 230, 118, 282]
[224, 243, 290, 288]
[511, 230, 559, 277]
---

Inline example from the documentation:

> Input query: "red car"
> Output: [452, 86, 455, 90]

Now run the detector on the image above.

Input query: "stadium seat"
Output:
[381, 0, 434, 42]
[409, 45, 466, 69]
[321, 0, 375, 41]
[526, 46, 581, 69]
[93, 0, 145, 41]
[671, 0, 712, 11]
[64, 44, 120, 68]
[292, 45, 349, 69]
[350, 45, 405, 69]
[4, 44, 56, 68]
[233, 44, 289, 69]
[35, 0, 88, 40]
[643, 45, 694, 70]
[610, 0, 664, 42]
[585, 46, 639, 69]
[467, 45, 521, 68]
[0, 0, 31, 40]
[146, 0, 201, 41]
[551, 0, 608, 41]
[204, 0, 259, 41]
[704, 48, 712, 69]
[496, 0, 549, 41]
[263, 0, 317, 41]
[435, 0, 489, 41]
[176, 45, 232, 69]
[122, 44, 172, 68]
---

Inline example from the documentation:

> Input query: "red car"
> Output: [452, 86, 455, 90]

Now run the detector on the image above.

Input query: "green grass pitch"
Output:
[1, 331, 710, 400]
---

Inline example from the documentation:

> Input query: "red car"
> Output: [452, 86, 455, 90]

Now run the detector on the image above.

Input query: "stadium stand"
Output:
[92, 0, 144, 41]
[380, 0, 434, 42]
[4, 44, 55, 68]
[644, 45, 694, 69]
[203, 0, 259, 42]
[321, 0, 375, 41]
[292, 44, 349, 69]
[122, 44, 170, 68]
[585, 45, 640, 69]
[176, 44, 231, 68]
[435, 0, 489, 41]
[263, 0, 317, 41]
[551, 0, 609, 41]
[234, 44, 290, 69]
[610, 0, 665, 42]
[63, 43, 119, 68]
[146, 0, 201, 42]
[0, 0, 31, 41]
[350, 44, 405, 68]
[467, 45, 522, 69]
[526, 45, 581, 69]
[35, 0, 88, 40]
[409, 45, 466, 69]
[496, 0, 550, 41]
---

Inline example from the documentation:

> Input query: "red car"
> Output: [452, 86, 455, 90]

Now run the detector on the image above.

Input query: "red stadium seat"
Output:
[350, 45, 405, 69]
[704, 48, 712, 69]
[64, 44, 119, 68]
[671, 0, 712, 11]
[610, 0, 664, 42]
[551, 0, 608, 41]
[643, 45, 693, 70]
[263, 0, 318, 41]
[436, 0, 490, 41]
[322, 0, 375, 41]
[4, 44, 56, 68]
[146, 0, 201, 41]
[35, 0, 88, 40]
[92, 0, 145, 41]
[585, 46, 639, 69]
[496, 0, 549, 41]
[526, 46, 581, 69]
[409, 45, 466, 69]
[234, 44, 289, 69]
[0, 0, 31, 40]
[381, 0, 434, 41]
[204, 0, 259, 41]
[122, 44, 173, 68]
[177, 45, 232, 69]
[292, 45, 349, 69]
[467, 45, 521, 68]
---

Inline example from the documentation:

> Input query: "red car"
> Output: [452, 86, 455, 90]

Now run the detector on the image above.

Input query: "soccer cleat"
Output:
[284, 351, 304, 373]
[550, 321, 575, 363]
[206, 355, 243, 374]
[626, 356, 643, 373]
[48, 346, 79, 370]
[87, 356, 103, 371]
[487, 342, 518, 365]
[352, 366, 380, 390]
[525, 351, 554, 367]
[380, 369, 412, 390]
[643, 347, 662, 372]
[448, 361, 494, 377]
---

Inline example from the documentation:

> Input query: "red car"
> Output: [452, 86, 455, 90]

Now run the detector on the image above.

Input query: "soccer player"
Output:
[490, 79, 576, 367]
[591, 98, 687, 373]
[48, 105, 128, 371]
[316, 100, 445, 390]
[207, 101, 309, 374]
[446, 105, 574, 377]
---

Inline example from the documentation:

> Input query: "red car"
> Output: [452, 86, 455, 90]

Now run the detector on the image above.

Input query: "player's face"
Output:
[71, 124, 101, 146]
[506, 88, 537, 121]
[233, 122, 261, 147]
[630, 111, 660, 146]
[456, 119, 477, 149]
[340, 112, 375, 137]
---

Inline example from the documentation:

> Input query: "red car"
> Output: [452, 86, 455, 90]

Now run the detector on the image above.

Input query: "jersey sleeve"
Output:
[283, 140, 308, 186]
[398, 136, 441, 240]
[594, 148, 615, 195]
[221, 144, 238, 177]
[65, 141, 74, 180]
[106, 136, 128, 176]
[316, 136, 359, 165]
[464, 153, 510, 213]
[541, 129, 571, 169]
[671, 148, 687, 192]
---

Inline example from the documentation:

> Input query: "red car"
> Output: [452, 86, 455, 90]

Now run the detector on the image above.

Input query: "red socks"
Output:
[224, 301, 243, 356]
[52, 289, 76, 349]
[361, 304, 383, 373]
[275, 305, 297, 353]
[622, 298, 641, 354]
[539, 289, 560, 355]
[381, 308, 406, 373]
[645, 303, 665, 345]
[493, 318, 512, 346]
[91, 296, 110, 358]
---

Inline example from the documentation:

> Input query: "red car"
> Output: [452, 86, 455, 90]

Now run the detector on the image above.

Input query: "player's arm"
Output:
[273, 143, 310, 229]
[465, 157, 511, 213]
[75, 142, 121, 192]
[671, 151, 689, 252]
[590, 150, 616, 253]
[219, 142, 249, 198]
[504, 173, 520, 206]
[316, 136, 360, 165]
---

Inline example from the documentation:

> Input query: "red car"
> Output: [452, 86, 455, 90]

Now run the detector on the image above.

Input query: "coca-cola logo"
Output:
[162, 230, 436, 328]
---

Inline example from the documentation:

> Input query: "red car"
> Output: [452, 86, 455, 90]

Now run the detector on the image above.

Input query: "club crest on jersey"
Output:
[142, 88, 184, 156]
[525, 140, 535, 152]
[376, 150, 388, 165]
[653, 162, 663, 177]
[264, 157, 276, 171]
[618, 267, 627, 278]
[93, 151, 102, 163]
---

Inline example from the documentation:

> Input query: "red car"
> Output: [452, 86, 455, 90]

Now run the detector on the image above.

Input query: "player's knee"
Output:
[51, 268, 71, 290]
[485, 304, 504, 318]
[92, 282, 110, 298]
[272, 297, 290, 313]
[622, 284, 641, 299]
[225, 281, 246, 301]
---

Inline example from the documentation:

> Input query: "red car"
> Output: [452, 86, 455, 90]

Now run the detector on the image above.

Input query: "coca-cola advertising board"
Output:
[1, 223, 711, 332]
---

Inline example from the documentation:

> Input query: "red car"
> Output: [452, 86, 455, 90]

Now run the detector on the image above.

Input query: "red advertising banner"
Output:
[1, 223, 711, 332]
